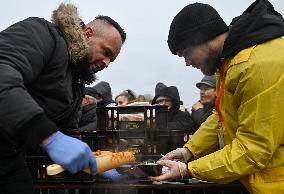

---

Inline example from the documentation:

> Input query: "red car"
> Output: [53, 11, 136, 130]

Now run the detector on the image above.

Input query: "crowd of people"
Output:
[79, 79, 214, 134]
[0, 0, 284, 194]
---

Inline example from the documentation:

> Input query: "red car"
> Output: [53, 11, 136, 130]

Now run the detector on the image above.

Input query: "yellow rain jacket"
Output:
[184, 38, 284, 194]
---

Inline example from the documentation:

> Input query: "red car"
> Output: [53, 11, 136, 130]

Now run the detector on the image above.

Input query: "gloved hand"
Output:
[149, 160, 189, 181]
[160, 148, 192, 163]
[99, 169, 122, 182]
[43, 131, 97, 175]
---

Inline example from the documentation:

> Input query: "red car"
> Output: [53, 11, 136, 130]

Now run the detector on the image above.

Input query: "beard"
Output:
[76, 55, 96, 84]
[200, 49, 222, 76]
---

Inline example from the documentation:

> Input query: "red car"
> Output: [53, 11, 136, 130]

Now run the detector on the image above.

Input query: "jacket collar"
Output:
[51, 3, 89, 65]
[218, 45, 255, 81]
[225, 45, 256, 69]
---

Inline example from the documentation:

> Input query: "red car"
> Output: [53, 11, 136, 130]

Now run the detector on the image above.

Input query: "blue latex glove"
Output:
[100, 169, 123, 182]
[43, 131, 97, 174]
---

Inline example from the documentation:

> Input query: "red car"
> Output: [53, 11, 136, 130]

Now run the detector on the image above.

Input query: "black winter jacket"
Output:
[78, 104, 97, 132]
[0, 5, 91, 156]
[191, 98, 215, 130]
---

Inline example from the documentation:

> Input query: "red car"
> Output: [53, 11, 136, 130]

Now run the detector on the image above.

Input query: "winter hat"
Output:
[152, 86, 180, 104]
[152, 86, 181, 112]
[155, 82, 167, 96]
[92, 81, 114, 103]
[168, 3, 228, 55]
[196, 75, 216, 89]
[85, 87, 97, 97]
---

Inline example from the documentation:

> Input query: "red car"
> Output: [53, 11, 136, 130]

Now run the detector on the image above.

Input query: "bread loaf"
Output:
[47, 150, 135, 175]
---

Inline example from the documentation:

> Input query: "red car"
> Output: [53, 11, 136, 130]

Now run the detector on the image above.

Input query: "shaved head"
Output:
[86, 15, 126, 44]
[87, 20, 111, 37]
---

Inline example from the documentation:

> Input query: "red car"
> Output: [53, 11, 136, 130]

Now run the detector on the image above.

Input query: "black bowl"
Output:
[136, 163, 163, 177]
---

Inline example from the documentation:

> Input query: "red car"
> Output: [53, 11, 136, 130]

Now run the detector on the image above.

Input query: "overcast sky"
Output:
[1, 0, 283, 109]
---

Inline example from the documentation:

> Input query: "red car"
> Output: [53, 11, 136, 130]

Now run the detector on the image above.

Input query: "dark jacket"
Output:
[191, 98, 215, 130]
[152, 86, 195, 133]
[222, 0, 284, 60]
[0, 4, 92, 156]
[78, 104, 97, 132]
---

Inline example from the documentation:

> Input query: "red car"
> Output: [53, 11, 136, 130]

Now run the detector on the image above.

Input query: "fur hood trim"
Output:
[51, 3, 89, 64]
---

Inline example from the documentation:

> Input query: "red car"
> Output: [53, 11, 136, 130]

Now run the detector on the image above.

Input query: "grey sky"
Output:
[1, 0, 283, 109]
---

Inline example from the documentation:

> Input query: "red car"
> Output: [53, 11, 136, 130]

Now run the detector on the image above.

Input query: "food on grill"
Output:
[46, 150, 136, 175]
[90, 150, 136, 174]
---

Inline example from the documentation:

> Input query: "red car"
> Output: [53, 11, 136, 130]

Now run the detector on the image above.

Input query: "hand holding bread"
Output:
[47, 150, 135, 175]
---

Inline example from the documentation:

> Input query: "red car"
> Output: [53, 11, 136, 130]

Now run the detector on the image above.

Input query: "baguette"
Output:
[89, 150, 135, 174]
[47, 150, 135, 175]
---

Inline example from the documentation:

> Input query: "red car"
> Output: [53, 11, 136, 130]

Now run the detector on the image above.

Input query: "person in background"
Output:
[115, 89, 136, 106]
[0, 3, 126, 194]
[78, 94, 97, 132]
[155, 82, 188, 113]
[152, 86, 195, 132]
[191, 75, 216, 129]
[150, 1, 284, 193]
[136, 94, 146, 102]
[88, 81, 115, 107]
[133, 94, 154, 106]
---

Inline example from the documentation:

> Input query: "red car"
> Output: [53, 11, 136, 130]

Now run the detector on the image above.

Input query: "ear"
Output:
[84, 27, 93, 39]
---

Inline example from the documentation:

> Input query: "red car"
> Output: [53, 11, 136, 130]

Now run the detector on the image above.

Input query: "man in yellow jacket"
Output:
[150, 0, 284, 193]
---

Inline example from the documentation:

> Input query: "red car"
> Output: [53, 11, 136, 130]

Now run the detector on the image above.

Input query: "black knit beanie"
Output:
[168, 3, 228, 55]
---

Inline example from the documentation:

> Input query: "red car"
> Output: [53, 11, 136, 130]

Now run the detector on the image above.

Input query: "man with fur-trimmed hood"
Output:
[0, 3, 126, 193]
